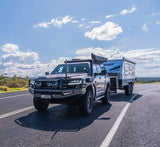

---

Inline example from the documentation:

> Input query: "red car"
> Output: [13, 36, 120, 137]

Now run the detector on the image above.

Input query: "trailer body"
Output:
[104, 57, 136, 95]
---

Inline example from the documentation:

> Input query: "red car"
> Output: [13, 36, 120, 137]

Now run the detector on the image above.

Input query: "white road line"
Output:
[100, 87, 159, 147]
[0, 94, 30, 100]
[0, 106, 34, 120]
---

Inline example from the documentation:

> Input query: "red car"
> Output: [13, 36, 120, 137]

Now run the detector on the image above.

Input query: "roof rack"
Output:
[64, 53, 108, 64]
[65, 59, 92, 63]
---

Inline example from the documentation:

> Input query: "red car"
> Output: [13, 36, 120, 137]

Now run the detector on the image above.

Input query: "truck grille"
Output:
[35, 81, 59, 89]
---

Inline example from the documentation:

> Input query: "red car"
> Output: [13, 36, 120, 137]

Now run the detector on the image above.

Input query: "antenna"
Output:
[65, 59, 67, 79]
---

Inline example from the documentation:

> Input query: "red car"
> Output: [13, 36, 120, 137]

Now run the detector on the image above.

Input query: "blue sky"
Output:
[0, 0, 160, 77]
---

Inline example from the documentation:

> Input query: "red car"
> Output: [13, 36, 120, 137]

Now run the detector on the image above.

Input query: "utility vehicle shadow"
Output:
[15, 102, 111, 133]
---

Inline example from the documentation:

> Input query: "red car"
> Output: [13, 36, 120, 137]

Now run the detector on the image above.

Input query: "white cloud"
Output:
[2, 43, 19, 53]
[105, 5, 136, 19]
[120, 5, 136, 15]
[33, 22, 50, 28]
[75, 47, 123, 59]
[33, 15, 73, 29]
[156, 21, 160, 24]
[89, 21, 101, 24]
[76, 47, 160, 63]
[1, 58, 67, 77]
[84, 25, 90, 29]
[141, 23, 149, 32]
[106, 15, 116, 19]
[72, 20, 78, 23]
[149, 12, 160, 17]
[84, 22, 123, 41]
[1, 43, 160, 77]
[0, 43, 74, 77]
[1, 44, 39, 64]
[0, 44, 41, 76]
[78, 24, 84, 28]
[81, 18, 85, 21]
[75, 47, 160, 77]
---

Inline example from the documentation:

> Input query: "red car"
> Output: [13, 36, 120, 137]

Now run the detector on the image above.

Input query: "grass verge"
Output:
[0, 86, 28, 93]
[136, 82, 160, 84]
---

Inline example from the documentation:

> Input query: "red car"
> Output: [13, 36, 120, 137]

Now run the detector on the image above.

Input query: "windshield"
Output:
[51, 63, 89, 74]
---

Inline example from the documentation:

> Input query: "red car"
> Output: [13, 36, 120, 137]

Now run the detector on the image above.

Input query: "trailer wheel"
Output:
[33, 97, 49, 111]
[125, 84, 133, 96]
[79, 90, 93, 116]
[101, 86, 111, 105]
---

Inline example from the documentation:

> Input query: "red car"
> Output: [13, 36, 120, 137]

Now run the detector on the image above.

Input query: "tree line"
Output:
[0, 75, 28, 91]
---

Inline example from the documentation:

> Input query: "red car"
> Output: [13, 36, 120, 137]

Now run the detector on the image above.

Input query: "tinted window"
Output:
[51, 63, 89, 74]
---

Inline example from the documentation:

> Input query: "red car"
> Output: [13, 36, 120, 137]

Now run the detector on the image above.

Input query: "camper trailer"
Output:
[104, 57, 136, 95]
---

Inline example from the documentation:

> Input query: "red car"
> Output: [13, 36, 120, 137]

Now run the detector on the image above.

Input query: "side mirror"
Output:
[94, 73, 98, 77]
[101, 69, 107, 75]
[45, 72, 49, 75]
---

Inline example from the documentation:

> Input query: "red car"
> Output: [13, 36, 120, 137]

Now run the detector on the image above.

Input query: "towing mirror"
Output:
[94, 73, 98, 77]
[45, 72, 49, 75]
[101, 70, 107, 75]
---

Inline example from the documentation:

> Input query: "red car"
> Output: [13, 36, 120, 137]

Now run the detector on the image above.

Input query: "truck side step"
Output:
[95, 95, 104, 101]
[111, 90, 116, 93]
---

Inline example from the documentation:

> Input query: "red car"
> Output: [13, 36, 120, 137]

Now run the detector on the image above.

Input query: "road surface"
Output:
[0, 84, 160, 147]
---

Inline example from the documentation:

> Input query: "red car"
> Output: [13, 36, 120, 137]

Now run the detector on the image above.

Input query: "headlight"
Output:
[62, 79, 83, 89]
[35, 81, 42, 88]
[67, 79, 82, 85]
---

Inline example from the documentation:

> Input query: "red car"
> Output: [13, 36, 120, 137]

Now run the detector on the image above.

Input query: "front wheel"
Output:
[33, 97, 49, 111]
[79, 90, 93, 116]
[101, 86, 111, 105]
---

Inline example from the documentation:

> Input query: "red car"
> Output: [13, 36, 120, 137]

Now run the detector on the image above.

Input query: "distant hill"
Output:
[137, 77, 160, 83]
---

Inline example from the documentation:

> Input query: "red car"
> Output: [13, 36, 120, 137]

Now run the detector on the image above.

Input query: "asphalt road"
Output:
[0, 84, 160, 147]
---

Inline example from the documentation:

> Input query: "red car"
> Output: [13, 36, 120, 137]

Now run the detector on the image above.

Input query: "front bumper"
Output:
[28, 87, 86, 99]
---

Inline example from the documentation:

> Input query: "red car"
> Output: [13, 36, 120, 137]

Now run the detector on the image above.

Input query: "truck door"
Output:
[96, 65, 105, 95]
[93, 64, 101, 97]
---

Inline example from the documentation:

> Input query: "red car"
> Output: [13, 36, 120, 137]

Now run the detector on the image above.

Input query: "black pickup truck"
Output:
[28, 54, 111, 116]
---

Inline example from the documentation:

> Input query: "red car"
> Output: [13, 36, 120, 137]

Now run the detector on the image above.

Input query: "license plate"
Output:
[41, 95, 51, 99]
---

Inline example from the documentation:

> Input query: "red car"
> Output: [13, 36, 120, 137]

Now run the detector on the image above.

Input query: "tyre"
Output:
[125, 84, 133, 96]
[33, 97, 49, 111]
[79, 90, 93, 116]
[101, 86, 111, 105]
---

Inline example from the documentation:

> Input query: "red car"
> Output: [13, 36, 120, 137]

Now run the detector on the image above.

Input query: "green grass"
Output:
[0, 75, 28, 93]
[135, 81, 160, 84]
[152, 82, 160, 84]
[0, 86, 28, 93]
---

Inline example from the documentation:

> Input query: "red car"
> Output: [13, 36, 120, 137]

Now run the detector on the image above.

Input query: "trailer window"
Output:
[124, 64, 129, 71]
[129, 65, 133, 71]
